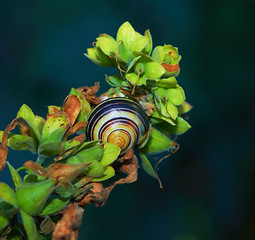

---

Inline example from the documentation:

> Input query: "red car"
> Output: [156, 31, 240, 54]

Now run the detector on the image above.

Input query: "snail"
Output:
[86, 97, 150, 155]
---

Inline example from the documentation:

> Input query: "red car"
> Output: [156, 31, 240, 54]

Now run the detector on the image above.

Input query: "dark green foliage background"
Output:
[0, 0, 254, 239]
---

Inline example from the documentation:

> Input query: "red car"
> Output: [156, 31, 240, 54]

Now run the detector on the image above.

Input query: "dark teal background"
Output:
[0, 0, 254, 239]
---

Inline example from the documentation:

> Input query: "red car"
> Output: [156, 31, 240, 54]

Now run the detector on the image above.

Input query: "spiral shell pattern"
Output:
[86, 97, 150, 155]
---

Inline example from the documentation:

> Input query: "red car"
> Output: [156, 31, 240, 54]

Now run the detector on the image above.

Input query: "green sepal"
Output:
[20, 209, 37, 240]
[140, 128, 173, 155]
[157, 117, 191, 135]
[0, 183, 18, 208]
[6, 162, 22, 189]
[139, 151, 157, 178]
[91, 166, 115, 182]
[100, 143, 121, 166]
[39, 197, 70, 216]
[161, 100, 178, 120]
[8, 135, 37, 153]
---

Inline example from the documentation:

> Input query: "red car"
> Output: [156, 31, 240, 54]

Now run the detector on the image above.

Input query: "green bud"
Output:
[16, 179, 56, 216]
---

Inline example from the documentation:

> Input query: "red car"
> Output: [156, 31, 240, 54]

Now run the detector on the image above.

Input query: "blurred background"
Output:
[0, 0, 254, 239]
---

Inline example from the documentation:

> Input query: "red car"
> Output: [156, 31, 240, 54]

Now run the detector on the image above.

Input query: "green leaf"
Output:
[161, 100, 178, 120]
[151, 110, 176, 125]
[116, 21, 136, 49]
[55, 183, 74, 198]
[141, 128, 173, 155]
[76, 145, 104, 163]
[157, 117, 191, 135]
[129, 36, 149, 53]
[20, 209, 37, 240]
[7, 162, 22, 189]
[139, 152, 157, 178]
[39, 197, 70, 216]
[167, 85, 186, 106]
[42, 115, 68, 139]
[117, 40, 130, 62]
[96, 35, 117, 56]
[144, 62, 166, 79]
[85, 160, 106, 178]
[8, 135, 37, 153]
[0, 183, 18, 208]
[91, 166, 115, 182]
[0, 210, 9, 231]
[126, 73, 146, 86]
[16, 104, 35, 125]
[100, 143, 121, 166]
[151, 46, 165, 63]
[155, 77, 177, 88]
[126, 55, 141, 73]
[177, 101, 193, 115]
[143, 29, 153, 55]
[0, 131, 14, 145]
[38, 140, 63, 156]
[106, 75, 124, 87]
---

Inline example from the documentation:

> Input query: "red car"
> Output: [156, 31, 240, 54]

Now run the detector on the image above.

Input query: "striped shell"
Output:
[86, 97, 150, 155]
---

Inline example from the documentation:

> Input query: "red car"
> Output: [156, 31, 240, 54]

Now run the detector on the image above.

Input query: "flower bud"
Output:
[16, 179, 56, 216]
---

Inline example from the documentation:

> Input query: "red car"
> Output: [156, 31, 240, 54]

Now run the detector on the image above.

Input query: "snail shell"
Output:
[86, 97, 150, 155]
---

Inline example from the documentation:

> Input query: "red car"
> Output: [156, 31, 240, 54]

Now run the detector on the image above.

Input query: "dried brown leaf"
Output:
[64, 95, 81, 126]
[23, 160, 48, 177]
[0, 117, 30, 171]
[77, 83, 101, 105]
[52, 203, 84, 240]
